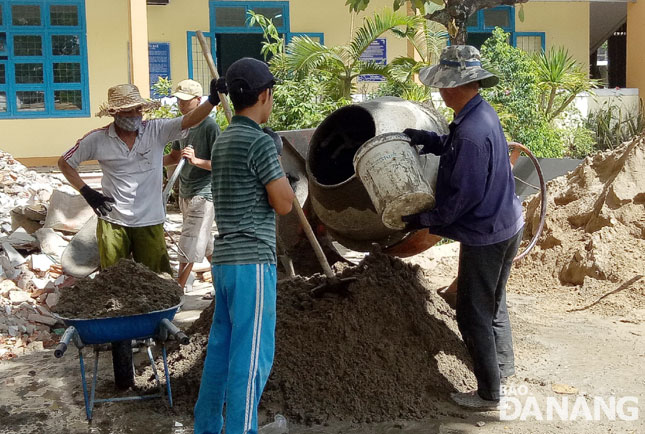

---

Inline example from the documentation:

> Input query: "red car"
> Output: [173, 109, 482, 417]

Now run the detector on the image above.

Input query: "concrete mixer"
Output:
[276, 97, 450, 272]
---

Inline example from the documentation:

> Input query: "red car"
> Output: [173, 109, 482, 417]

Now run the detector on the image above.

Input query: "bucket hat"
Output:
[173, 79, 203, 100]
[96, 84, 160, 117]
[419, 45, 499, 89]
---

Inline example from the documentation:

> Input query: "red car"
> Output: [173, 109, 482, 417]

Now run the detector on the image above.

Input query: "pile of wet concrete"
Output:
[54, 259, 182, 319]
[150, 252, 475, 424]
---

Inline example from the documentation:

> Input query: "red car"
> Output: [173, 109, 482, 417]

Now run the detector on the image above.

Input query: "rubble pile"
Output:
[0, 151, 82, 359]
[515, 135, 645, 315]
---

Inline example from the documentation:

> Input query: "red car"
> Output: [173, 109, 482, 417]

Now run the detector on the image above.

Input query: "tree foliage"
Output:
[285, 9, 418, 99]
[346, 0, 529, 44]
[533, 47, 599, 121]
[248, 10, 350, 130]
[479, 28, 599, 158]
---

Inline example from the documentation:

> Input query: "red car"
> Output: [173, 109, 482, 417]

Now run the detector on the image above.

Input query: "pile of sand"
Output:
[514, 135, 645, 316]
[156, 253, 475, 424]
[54, 259, 182, 318]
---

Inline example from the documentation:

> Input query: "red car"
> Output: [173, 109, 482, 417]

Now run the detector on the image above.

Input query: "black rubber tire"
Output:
[111, 340, 134, 390]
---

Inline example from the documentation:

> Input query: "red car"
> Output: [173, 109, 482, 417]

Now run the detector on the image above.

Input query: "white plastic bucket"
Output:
[353, 132, 436, 230]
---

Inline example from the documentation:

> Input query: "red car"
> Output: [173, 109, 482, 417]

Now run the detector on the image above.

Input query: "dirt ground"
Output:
[1, 137, 644, 433]
[0, 242, 643, 434]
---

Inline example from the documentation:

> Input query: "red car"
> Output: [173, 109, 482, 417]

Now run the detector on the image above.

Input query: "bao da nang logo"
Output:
[499, 384, 639, 421]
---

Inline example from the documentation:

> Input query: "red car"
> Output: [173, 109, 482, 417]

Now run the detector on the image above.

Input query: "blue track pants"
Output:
[194, 263, 277, 434]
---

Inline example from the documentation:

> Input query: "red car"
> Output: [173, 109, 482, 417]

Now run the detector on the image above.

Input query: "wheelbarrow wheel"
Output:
[112, 340, 134, 390]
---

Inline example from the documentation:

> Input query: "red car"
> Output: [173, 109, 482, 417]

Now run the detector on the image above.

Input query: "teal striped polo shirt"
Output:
[211, 115, 284, 265]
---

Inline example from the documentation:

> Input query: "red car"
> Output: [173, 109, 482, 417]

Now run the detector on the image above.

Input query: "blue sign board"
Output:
[149, 42, 171, 97]
[358, 38, 387, 82]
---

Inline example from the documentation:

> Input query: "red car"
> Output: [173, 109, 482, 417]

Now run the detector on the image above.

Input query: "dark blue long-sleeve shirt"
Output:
[416, 94, 524, 246]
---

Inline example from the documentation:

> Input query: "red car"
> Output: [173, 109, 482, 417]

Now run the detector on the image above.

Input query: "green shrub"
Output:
[268, 75, 350, 131]
[585, 98, 645, 150]
[480, 29, 564, 157]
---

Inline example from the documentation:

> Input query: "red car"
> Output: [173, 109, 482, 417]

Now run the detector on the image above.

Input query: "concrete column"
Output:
[627, 2, 645, 97]
[128, 0, 150, 97]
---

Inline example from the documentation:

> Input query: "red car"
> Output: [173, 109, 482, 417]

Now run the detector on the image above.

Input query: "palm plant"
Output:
[383, 18, 447, 102]
[388, 19, 446, 84]
[285, 9, 418, 99]
[534, 47, 599, 121]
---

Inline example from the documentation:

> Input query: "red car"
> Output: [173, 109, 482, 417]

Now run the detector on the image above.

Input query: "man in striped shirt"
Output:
[193, 58, 294, 434]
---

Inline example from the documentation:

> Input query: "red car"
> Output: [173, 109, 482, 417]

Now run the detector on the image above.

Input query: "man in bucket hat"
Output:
[163, 79, 220, 290]
[400, 45, 524, 409]
[57, 80, 224, 388]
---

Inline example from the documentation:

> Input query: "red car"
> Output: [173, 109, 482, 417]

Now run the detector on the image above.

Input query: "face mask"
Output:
[114, 115, 142, 132]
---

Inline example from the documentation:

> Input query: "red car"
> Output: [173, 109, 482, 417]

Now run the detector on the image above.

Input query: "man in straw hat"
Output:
[400, 45, 524, 409]
[58, 80, 224, 277]
[163, 79, 220, 290]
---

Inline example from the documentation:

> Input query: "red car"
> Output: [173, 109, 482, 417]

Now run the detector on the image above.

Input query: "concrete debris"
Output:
[8, 290, 31, 304]
[0, 151, 70, 358]
[0, 149, 213, 360]
[4, 227, 39, 247]
[29, 254, 54, 273]
[1, 242, 26, 266]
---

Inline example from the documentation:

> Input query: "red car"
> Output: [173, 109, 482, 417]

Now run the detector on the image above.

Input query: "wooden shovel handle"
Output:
[292, 198, 335, 278]
[195, 30, 233, 123]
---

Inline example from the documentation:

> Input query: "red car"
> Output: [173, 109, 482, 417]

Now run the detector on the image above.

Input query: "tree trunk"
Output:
[453, 25, 468, 45]
[425, 0, 530, 46]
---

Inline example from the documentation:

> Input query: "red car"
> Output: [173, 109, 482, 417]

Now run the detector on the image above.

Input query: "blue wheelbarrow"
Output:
[53, 303, 189, 421]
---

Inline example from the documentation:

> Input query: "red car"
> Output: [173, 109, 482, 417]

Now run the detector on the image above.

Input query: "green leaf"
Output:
[518, 4, 525, 23]
[393, 0, 406, 11]
[346, 0, 369, 13]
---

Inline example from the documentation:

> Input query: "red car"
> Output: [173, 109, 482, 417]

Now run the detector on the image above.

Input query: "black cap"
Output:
[225, 57, 275, 92]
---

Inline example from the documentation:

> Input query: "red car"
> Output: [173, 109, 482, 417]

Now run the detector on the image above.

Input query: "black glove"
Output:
[80, 185, 115, 217]
[263, 127, 283, 156]
[401, 213, 425, 231]
[286, 172, 299, 191]
[208, 77, 227, 106]
[403, 128, 431, 147]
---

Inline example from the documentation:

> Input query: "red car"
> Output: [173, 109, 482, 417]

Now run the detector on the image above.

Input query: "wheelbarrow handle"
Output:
[55, 326, 77, 358]
[160, 318, 189, 345]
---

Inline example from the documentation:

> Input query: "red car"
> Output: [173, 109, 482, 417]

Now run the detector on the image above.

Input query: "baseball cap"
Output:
[173, 79, 203, 100]
[225, 57, 275, 93]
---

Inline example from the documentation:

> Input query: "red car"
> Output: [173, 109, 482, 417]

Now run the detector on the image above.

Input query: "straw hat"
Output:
[96, 84, 160, 117]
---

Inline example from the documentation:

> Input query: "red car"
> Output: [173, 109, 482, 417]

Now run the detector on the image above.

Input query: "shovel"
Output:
[291, 198, 356, 297]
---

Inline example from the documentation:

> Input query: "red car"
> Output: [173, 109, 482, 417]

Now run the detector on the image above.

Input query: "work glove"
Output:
[401, 212, 426, 231]
[402, 128, 442, 155]
[80, 185, 115, 217]
[403, 128, 432, 147]
[263, 127, 283, 157]
[208, 77, 227, 106]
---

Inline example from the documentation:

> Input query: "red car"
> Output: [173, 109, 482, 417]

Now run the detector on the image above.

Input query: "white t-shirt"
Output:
[63, 117, 186, 227]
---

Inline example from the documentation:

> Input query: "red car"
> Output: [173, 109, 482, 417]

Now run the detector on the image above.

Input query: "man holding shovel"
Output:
[193, 57, 294, 434]
[401, 46, 524, 409]
[163, 79, 220, 289]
